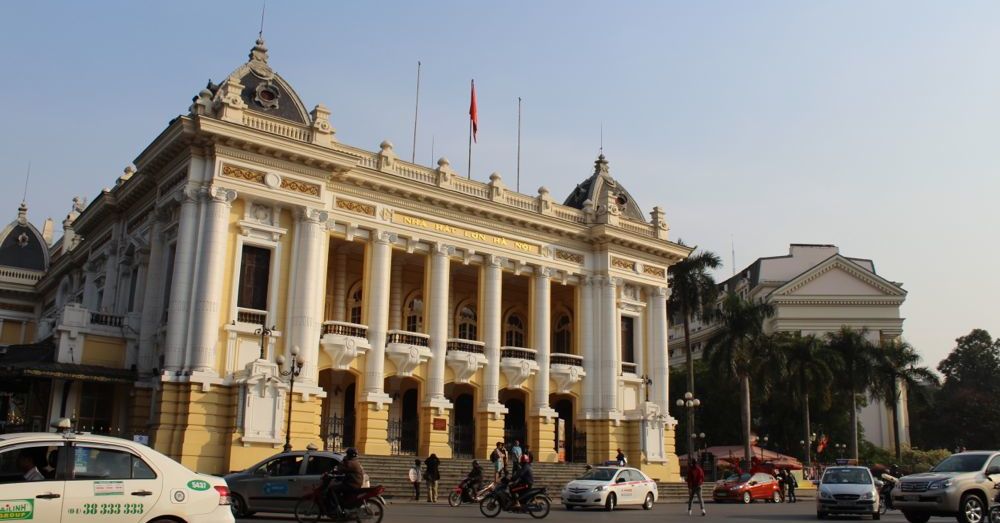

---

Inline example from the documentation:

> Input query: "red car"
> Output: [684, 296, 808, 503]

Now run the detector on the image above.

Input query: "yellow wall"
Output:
[0, 320, 28, 345]
[81, 335, 127, 367]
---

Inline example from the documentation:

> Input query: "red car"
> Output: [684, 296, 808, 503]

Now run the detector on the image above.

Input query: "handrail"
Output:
[500, 346, 537, 361]
[446, 339, 485, 355]
[386, 330, 430, 347]
[322, 321, 368, 338]
[550, 353, 584, 366]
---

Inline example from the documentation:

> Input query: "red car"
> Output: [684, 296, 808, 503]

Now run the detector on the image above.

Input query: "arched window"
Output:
[553, 312, 572, 354]
[405, 293, 424, 333]
[505, 313, 526, 347]
[348, 283, 363, 325]
[457, 304, 477, 340]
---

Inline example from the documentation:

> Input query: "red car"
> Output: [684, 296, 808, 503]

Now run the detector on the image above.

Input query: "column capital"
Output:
[485, 254, 505, 269]
[534, 266, 554, 279]
[206, 186, 238, 206]
[297, 206, 329, 225]
[431, 242, 456, 257]
[372, 230, 398, 245]
[580, 274, 595, 287]
[179, 184, 200, 204]
[651, 286, 670, 298]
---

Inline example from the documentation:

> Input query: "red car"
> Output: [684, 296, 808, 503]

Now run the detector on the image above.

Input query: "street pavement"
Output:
[241, 501, 913, 522]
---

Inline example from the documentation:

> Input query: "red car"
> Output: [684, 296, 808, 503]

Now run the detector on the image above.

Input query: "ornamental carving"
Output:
[280, 177, 321, 197]
[643, 265, 666, 278]
[222, 164, 266, 184]
[555, 250, 584, 264]
[336, 198, 376, 217]
[611, 256, 636, 271]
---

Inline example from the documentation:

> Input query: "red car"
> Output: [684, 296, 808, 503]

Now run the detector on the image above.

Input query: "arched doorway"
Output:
[319, 369, 358, 451]
[447, 384, 476, 458]
[552, 396, 576, 462]
[401, 389, 419, 454]
[500, 389, 527, 447]
[386, 377, 421, 455]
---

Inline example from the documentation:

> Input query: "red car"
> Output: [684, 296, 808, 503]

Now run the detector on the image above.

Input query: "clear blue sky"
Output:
[2, 1, 998, 368]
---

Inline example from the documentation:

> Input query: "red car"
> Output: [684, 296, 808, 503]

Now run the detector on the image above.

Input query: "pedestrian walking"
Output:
[687, 460, 706, 516]
[490, 441, 506, 482]
[408, 459, 422, 501]
[424, 453, 441, 503]
[616, 448, 627, 467]
[511, 439, 523, 473]
[786, 470, 798, 503]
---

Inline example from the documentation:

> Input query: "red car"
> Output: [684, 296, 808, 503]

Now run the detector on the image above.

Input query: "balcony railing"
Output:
[500, 346, 537, 361]
[447, 339, 485, 355]
[89, 312, 124, 328]
[322, 321, 368, 338]
[550, 353, 584, 367]
[621, 361, 638, 375]
[386, 330, 430, 347]
[236, 307, 268, 325]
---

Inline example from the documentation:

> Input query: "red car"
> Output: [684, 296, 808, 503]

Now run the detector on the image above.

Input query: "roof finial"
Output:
[250, 3, 269, 67]
[22, 160, 30, 205]
[258, 0, 266, 40]
[599, 122, 604, 157]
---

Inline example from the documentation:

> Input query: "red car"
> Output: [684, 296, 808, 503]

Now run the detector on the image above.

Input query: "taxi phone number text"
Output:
[68, 503, 145, 515]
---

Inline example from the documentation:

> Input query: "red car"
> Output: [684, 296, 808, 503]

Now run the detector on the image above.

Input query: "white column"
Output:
[287, 208, 328, 384]
[361, 231, 393, 403]
[137, 209, 166, 372]
[580, 276, 596, 416]
[100, 236, 120, 312]
[163, 185, 200, 373]
[481, 255, 503, 408]
[189, 186, 237, 374]
[532, 267, 554, 413]
[648, 286, 670, 413]
[389, 257, 403, 330]
[601, 276, 620, 416]
[332, 253, 347, 322]
[426, 243, 451, 406]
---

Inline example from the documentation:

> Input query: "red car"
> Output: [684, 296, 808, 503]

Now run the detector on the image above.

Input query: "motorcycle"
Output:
[449, 477, 496, 507]
[479, 480, 550, 519]
[879, 473, 898, 515]
[295, 470, 385, 523]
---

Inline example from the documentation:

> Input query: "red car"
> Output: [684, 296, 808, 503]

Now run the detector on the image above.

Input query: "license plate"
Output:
[569, 496, 584, 501]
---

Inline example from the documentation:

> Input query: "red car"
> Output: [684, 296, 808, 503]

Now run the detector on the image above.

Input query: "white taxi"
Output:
[0, 424, 234, 523]
[561, 466, 658, 511]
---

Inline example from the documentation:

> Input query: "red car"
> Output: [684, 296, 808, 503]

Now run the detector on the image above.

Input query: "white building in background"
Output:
[667, 244, 908, 450]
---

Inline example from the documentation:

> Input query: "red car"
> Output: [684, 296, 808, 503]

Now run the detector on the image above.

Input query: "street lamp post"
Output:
[760, 435, 769, 461]
[254, 324, 277, 360]
[835, 443, 846, 460]
[675, 391, 701, 464]
[640, 374, 653, 403]
[277, 345, 305, 453]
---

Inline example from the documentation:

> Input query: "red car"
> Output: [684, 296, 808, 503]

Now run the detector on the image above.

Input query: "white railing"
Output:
[242, 113, 313, 142]
[446, 338, 486, 355]
[321, 321, 368, 338]
[235, 307, 268, 326]
[618, 218, 656, 237]
[89, 311, 124, 328]
[553, 207, 586, 223]
[504, 192, 537, 211]
[451, 177, 489, 199]
[550, 353, 584, 367]
[386, 330, 430, 347]
[0, 267, 43, 285]
[500, 346, 537, 361]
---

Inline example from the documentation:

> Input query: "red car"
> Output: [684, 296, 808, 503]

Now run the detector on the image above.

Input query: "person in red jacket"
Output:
[687, 460, 706, 516]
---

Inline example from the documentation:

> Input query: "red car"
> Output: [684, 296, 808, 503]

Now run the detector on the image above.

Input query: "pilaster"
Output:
[425, 243, 452, 406]
[163, 183, 201, 373]
[189, 186, 237, 374]
[137, 209, 166, 372]
[531, 267, 556, 417]
[287, 207, 329, 384]
[579, 276, 597, 417]
[480, 255, 503, 410]
[360, 231, 394, 406]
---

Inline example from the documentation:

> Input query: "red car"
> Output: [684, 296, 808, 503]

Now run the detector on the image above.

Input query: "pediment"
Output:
[771, 255, 904, 298]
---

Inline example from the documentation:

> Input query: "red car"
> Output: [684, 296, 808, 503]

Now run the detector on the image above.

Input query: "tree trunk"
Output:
[741, 374, 752, 467]
[891, 387, 902, 462]
[849, 387, 859, 461]
[803, 388, 812, 468]
[683, 303, 694, 394]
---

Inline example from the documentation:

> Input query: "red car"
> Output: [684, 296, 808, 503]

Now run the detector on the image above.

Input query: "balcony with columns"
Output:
[320, 320, 369, 370]
[500, 346, 538, 389]
[445, 338, 486, 384]
[385, 329, 431, 376]
[549, 353, 585, 394]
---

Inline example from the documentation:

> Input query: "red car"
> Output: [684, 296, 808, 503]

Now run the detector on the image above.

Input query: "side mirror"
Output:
[749, 481, 757, 486]
[986, 466, 1000, 476]
[616, 477, 626, 483]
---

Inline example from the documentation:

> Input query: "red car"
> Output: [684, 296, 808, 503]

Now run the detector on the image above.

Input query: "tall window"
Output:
[457, 305, 477, 340]
[348, 284, 363, 325]
[553, 313, 572, 354]
[237, 245, 271, 310]
[405, 293, 424, 332]
[505, 313, 526, 347]
[620, 316, 635, 363]
[78, 382, 115, 432]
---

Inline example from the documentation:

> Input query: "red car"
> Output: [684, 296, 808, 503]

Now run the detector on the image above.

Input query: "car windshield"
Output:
[578, 468, 617, 481]
[822, 469, 872, 485]
[931, 455, 989, 473]
[724, 473, 752, 483]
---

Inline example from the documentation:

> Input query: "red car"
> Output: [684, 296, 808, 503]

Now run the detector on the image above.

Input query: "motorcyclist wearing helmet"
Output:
[328, 448, 366, 514]
[508, 460, 534, 509]
[466, 460, 484, 495]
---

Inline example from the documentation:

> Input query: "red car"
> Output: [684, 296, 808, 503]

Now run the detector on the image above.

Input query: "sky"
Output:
[2, 1, 998, 369]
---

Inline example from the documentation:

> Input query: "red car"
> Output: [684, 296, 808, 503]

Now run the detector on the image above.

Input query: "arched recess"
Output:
[347, 281, 363, 325]
[319, 368, 360, 450]
[503, 307, 527, 347]
[403, 290, 424, 333]
[455, 299, 478, 340]
[552, 306, 573, 354]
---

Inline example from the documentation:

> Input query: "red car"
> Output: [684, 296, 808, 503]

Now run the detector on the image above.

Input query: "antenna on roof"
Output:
[258, 1, 266, 39]
[22, 161, 31, 203]
[599, 122, 604, 155]
[731, 234, 736, 276]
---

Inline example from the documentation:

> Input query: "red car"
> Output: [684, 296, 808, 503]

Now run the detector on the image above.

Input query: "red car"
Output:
[712, 472, 783, 504]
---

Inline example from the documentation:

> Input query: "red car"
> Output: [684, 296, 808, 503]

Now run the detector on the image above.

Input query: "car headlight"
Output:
[820, 489, 832, 499]
[862, 491, 874, 500]
[928, 479, 953, 490]
[594, 485, 607, 492]
[731, 487, 741, 492]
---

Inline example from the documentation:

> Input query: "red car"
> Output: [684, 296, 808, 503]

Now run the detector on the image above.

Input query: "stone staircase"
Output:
[361, 455, 713, 503]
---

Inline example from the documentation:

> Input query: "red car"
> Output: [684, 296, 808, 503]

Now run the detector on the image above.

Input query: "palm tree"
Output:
[871, 340, 940, 461]
[704, 292, 776, 467]
[826, 327, 876, 461]
[667, 247, 722, 394]
[783, 333, 840, 468]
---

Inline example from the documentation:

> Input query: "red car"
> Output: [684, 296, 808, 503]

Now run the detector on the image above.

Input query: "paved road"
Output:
[241, 501, 915, 523]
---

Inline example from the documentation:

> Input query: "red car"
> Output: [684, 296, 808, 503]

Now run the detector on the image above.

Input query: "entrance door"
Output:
[553, 399, 574, 462]
[401, 389, 419, 454]
[451, 393, 475, 458]
[343, 384, 356, 448]
[503, 398, 526, 446]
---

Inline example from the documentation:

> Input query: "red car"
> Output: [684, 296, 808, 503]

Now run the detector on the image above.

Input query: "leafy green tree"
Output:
[870, 340, 939, 460]
[783, 333, 841, 467]
[933, 329, 1000, 450]
[826, 327, 877, 461]
[704, 292, 777, 466]
[667, 247, 721, 394]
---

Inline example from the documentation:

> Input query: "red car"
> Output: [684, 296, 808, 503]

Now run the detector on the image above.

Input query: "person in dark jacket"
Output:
[424, 453, 441, 503]
[687, 461, 706, 516]
[786, 470, 798, 503]
[466, 460, 484, 494]
[508, 461, 534, 509]
[616, 448, 627, 467]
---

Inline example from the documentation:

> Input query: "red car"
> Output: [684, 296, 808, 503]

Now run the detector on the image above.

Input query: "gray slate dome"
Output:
[0, 202, 48, 271]
[563, 154, 646, 222]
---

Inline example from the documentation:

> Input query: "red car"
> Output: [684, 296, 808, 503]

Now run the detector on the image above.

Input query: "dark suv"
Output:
[892, 451, 1000, 523]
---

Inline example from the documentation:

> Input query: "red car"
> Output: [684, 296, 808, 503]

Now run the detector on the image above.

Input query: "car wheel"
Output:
[772, 491, 781, 503]
[818, 512, 827, 520]
[643, 492, 654, 510]
[230, 493, 254, 518]
[959, 493, 987, 523]
[742, 491, 752, 504]
[605, 492, 617, 511]
[902, 510, 932, 523]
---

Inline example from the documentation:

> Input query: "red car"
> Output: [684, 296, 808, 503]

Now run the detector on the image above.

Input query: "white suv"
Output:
[0, 429, 234, 523]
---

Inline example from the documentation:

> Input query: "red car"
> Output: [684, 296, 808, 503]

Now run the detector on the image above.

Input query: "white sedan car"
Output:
[0, 427, 234, 523]
[561, 466, 658, 511]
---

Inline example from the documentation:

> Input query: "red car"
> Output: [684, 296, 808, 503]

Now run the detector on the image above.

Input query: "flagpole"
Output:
[411, 61, 421, 163]
[467, 79, 474, 179]
[516, 97, 522, 193]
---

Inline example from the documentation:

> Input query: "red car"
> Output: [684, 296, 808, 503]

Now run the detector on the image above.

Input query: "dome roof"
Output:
[0, 202, 48, 272]
[206, 38, 311, 125]
[562, 154, 646, 222]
